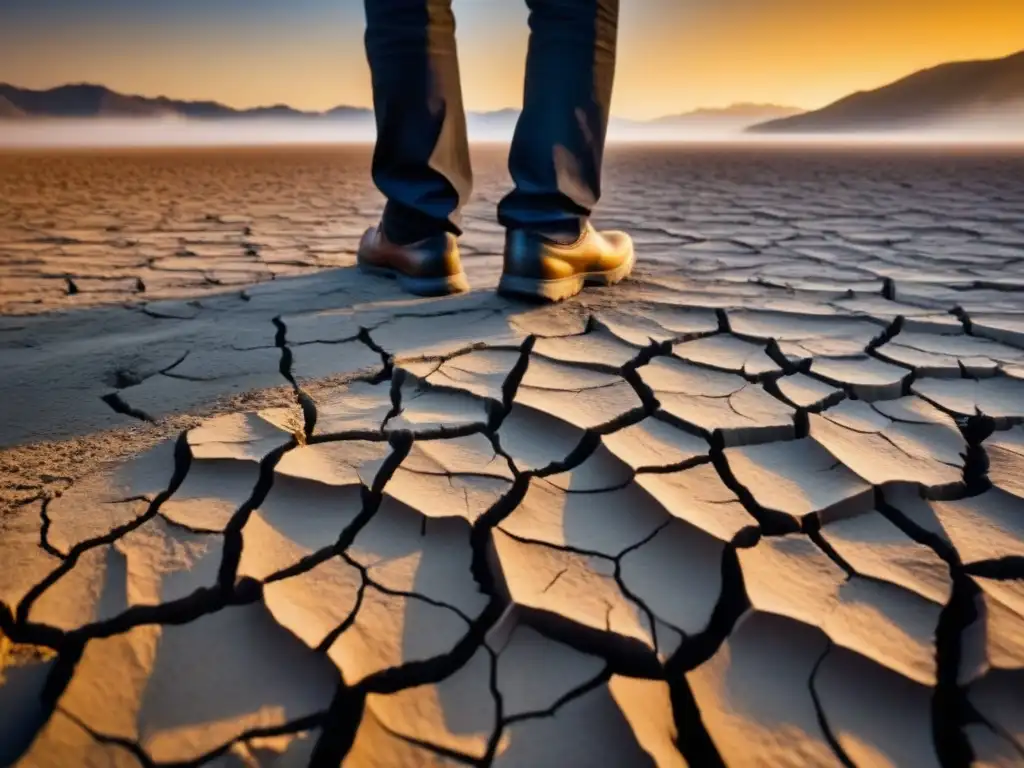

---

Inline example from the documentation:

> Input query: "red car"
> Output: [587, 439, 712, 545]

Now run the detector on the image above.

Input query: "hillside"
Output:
[749, 50, 1024, 133]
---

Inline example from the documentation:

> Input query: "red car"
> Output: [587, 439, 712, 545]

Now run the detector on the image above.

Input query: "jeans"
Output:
[363, 0, 619, 244]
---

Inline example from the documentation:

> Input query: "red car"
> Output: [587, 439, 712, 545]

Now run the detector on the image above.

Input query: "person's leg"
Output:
[497, 0, 619, 242]
[364, 0, 472, 244]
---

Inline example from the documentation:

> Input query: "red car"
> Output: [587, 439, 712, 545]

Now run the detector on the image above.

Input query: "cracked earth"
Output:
[1, 145, 1024, 766]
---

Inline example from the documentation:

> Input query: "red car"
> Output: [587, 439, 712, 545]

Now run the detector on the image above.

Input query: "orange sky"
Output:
[1, 0, 1022, 119]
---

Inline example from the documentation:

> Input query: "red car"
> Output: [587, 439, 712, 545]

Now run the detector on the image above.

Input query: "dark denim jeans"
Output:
[364, 0, 619, 244]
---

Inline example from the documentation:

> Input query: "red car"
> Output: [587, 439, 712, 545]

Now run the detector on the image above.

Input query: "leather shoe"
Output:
[498, 223, 635, 302]
[357, 224, 470, 296]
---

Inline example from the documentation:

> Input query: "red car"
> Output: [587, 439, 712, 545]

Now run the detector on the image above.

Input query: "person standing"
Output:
[356, 0, 634, 302]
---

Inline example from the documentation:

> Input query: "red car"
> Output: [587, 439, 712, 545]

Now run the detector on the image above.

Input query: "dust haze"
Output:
[1, 117, 1022, 148]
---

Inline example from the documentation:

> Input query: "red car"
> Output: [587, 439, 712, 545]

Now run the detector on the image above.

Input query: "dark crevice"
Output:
[474, 647, 502, 768]
[272, 315, 294, 385]
[483, 667, 613, 766]
[287, 333, 362, 348]
[308, 683, 366, 768]
[100, 392, 155, 423]
[877, 487, 976, 768]
[807, 528, 857, 578]
[506, 601, 663, 679]
[533, 432, 601, 478]
[470, 474, 531, 591]
[964, 556, 1024, 580]
[39, 640, 85, 713]
[792, 407, 811, 438]
[619, 338, 666, 412]
[216, 438, 298, 590]
[342, 553, 476, 626]
[667, 545, 749, 675]
[358, 327, 394, 384]
[265, 544, 338, 587]
[709, 446, 800, 536]
[387, 728, 480, 766]
[384, 367, 405, 429]
[764, 337, 807, 375]
[272, 315, 319, 437]
[307, 428, 389, 446]
[335, 433, 412, 552]
[866, 314, 905, 353]
[157, 351, 191, 378]
[663, 550, 748, 768]
[876, 488, 960, 565]
[882, 277, 897, 301]
[358, 599, 505, 695]
[932, 574, 979, 768]
[667, 345, 781, 385]
[634, 453, 714, 476]
[501, 666, 611, 729]
[316, 582, 366, 654]
[107, 351, 189, 390]
[37, 498, 63, 559]
[667, 675, 726, 768]
[590, 404, 653, 437]
[951, 306, 975, 336]
[17, 432, 193, 625]
[60, 706, 155, 767]
[297, 389, 318, 440]
[81, 581, 262, 644]
[808, 644, 857, 768]
[496, 335, 536, 425]
[959, 413, 995, 495]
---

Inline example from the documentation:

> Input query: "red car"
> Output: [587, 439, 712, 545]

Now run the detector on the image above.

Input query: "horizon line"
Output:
[0, 81, 809, 121]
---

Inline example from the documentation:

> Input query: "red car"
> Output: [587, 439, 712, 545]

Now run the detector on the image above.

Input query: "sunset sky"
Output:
[1, 0, 1022, 120]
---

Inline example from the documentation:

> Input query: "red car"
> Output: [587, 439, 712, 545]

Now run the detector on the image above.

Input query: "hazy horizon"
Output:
[2, 117, 1023, 150]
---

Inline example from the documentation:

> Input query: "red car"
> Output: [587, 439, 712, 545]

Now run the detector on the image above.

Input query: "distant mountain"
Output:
[749, 49, 1024, 133]
[324, 105, 374, 120]
[0, 83, 797, 135]
[652, 103, 803, 128]
[452, 105, 804, 136]
[0, 83, 173, 118]
[0, 83, 368, 121]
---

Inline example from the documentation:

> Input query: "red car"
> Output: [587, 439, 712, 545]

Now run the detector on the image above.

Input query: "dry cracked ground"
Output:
[1, 145, 1023, 767]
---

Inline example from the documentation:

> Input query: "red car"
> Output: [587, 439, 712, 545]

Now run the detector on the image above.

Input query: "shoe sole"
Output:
[358, 263, 470, 296]
[496, 248, 636, 303]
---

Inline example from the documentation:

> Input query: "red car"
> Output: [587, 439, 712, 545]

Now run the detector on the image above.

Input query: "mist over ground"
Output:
[1, 117, 1022, 149]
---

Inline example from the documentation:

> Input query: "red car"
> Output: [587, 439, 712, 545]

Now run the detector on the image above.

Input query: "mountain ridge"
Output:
[651, 103, 803, 124]
[748, 49, 1024, 133]
[0, 82, 800, 127]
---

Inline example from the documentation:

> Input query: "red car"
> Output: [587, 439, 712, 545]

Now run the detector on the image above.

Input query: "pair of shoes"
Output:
[357, 223, 634, 302]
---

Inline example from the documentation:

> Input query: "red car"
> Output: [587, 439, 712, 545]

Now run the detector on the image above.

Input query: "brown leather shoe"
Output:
[498, 223, 635, 302]
[357, 224, 470, 296]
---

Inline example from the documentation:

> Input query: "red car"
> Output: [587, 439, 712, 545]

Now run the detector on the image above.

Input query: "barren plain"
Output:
[1, 144, 1022, 767]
